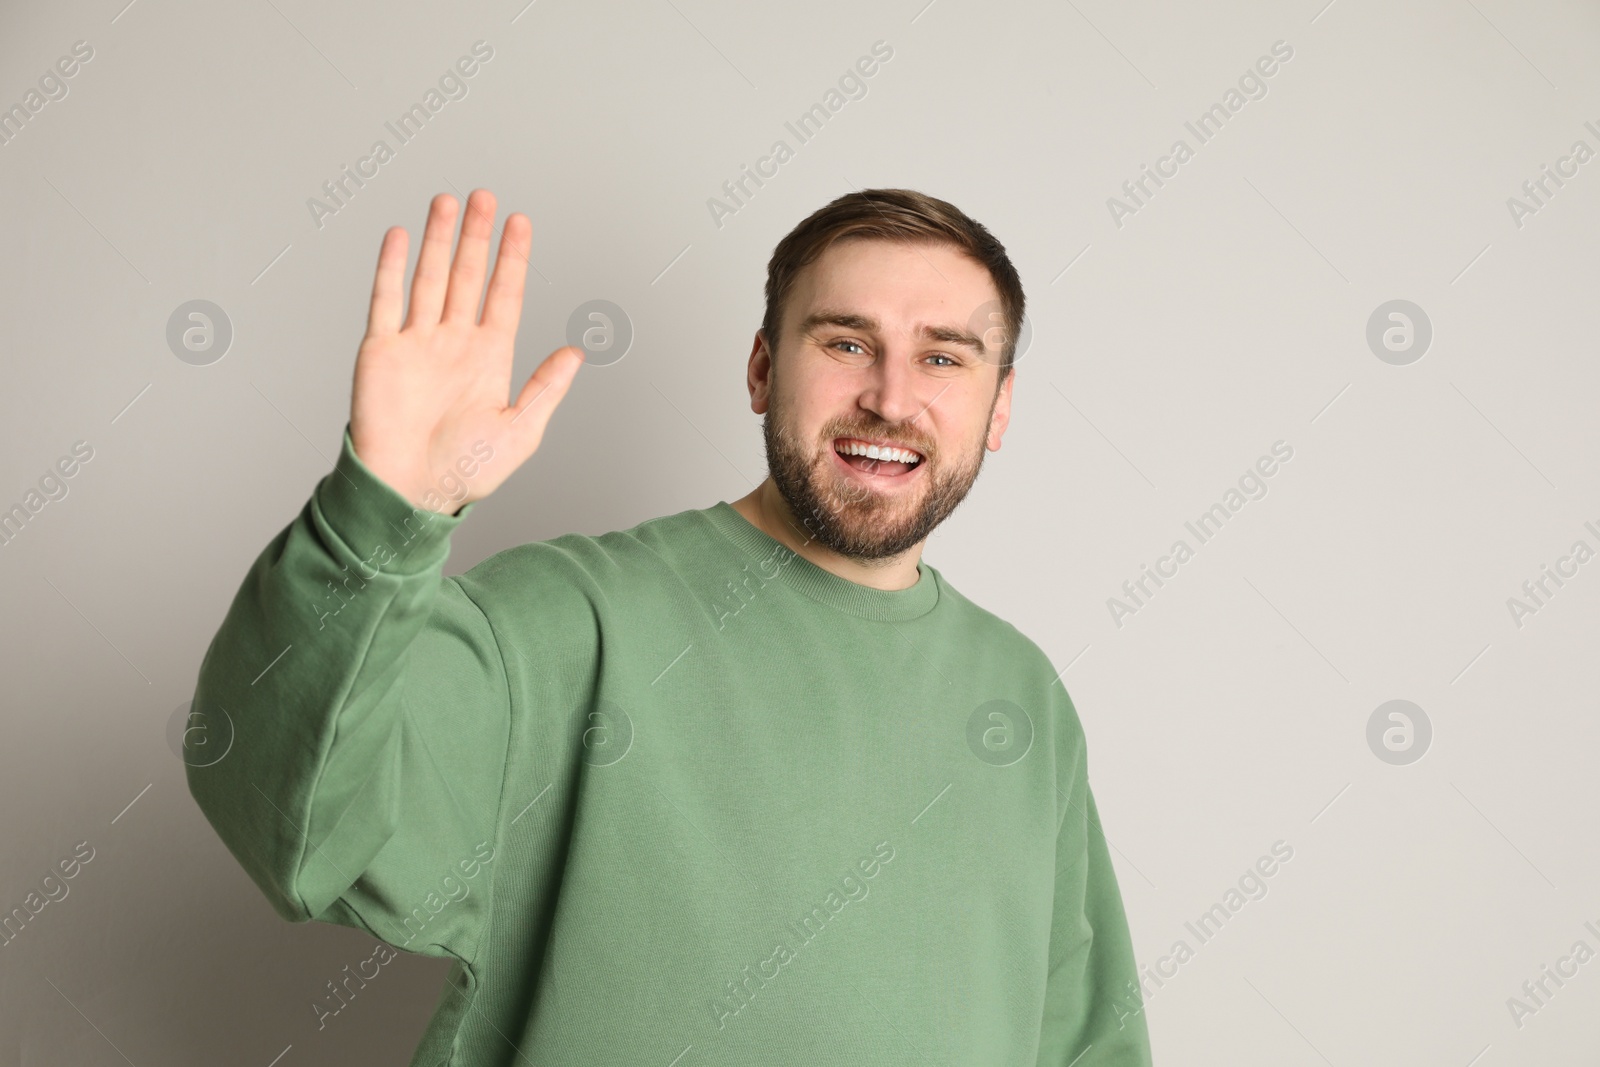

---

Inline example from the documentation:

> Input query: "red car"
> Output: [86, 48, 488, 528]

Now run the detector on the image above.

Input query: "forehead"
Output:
[786, 238, 999, 326]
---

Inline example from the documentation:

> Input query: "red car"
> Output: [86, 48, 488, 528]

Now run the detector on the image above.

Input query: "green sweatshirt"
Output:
[187, 424, 1153, 1066]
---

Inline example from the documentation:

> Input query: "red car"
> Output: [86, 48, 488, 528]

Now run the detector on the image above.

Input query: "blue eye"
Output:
[830, 339, 960, 367]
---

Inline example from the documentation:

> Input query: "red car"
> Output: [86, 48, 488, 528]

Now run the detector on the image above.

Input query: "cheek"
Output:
[776, 394, 833, 443]
[937, 425, 986, 465]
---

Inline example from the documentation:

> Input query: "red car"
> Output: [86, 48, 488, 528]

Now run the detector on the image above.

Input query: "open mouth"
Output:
[832, 437, 925, 479]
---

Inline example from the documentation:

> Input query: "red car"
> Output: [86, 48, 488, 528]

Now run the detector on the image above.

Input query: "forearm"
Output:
[185, 424, 478, 923]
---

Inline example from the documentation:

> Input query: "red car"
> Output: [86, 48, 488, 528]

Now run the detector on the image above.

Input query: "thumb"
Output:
[507, 345, 585, 455]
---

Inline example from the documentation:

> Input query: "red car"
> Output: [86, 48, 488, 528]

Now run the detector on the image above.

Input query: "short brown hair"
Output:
[760, 188, 1025, 390]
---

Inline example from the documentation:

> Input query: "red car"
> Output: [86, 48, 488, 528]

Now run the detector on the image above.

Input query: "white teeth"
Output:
[836, 440, 921, 464]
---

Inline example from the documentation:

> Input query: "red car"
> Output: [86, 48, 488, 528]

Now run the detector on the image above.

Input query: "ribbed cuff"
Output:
[314, 422, 479, 575]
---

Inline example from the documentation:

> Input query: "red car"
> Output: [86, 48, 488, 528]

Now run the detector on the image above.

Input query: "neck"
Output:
[729, 478, 924, 592]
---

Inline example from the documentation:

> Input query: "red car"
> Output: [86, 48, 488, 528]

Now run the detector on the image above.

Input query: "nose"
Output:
[856, 343, 931, 433]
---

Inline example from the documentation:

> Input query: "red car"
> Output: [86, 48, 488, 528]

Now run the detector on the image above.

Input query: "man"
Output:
[187, 187, 1154, 1065]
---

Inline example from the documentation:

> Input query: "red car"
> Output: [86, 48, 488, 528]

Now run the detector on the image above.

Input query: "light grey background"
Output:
[2, 0, 1597, 1063]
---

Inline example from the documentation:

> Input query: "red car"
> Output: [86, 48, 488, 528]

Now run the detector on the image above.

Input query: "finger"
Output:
[442, 188, 497, 324]
[403, 193, 459, 329]
[508, 346, 584, 448]
[365, 226, 408, 338]
[481, 212, 532, 334]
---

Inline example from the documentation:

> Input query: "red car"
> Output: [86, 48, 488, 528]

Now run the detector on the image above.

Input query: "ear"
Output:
[747, 330, 774, 414]
[986, 367, 1014, 450]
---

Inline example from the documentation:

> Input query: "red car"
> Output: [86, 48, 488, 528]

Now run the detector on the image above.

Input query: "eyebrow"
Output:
[797, 308, 990, 358]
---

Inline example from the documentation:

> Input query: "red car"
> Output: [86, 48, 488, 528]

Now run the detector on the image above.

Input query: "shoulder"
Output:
[930, 568, 1055, 670]
[454, 502, 718, 597]
[444, 504, 720, 669]
[931, 566, 1086, 734]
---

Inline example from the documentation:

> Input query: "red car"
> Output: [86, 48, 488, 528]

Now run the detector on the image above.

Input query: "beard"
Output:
[760, 388, 996, 564]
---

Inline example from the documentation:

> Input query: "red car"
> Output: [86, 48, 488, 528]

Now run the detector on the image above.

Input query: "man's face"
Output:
[748, 238, 1015, 562]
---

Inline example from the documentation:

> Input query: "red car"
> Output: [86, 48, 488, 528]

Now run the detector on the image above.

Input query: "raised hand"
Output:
[349, 189, 584, 512]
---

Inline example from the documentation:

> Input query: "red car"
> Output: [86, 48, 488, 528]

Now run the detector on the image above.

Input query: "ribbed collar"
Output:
[702, 501, 940, 622]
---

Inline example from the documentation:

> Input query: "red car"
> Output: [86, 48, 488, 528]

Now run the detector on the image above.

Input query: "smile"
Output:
[831, 437, 925, 483]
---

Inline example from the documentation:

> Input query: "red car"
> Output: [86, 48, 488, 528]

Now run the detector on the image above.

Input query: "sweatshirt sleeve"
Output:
[185, 423, 511, 963]
[1036, 694, 1154, 1066]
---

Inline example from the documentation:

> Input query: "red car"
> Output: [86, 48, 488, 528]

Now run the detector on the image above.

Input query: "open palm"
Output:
[349, 189, 584, 511]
